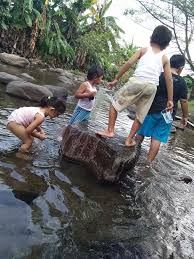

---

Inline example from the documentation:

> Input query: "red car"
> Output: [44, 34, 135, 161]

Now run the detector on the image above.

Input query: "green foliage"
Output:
[125, 0, 194, 72]
[184, 75, 194, 89]
[38, 12, 75, 64]
[76, 30, 137, 80]
[0, 0, 137, 79]
[0, 0, 11, 30]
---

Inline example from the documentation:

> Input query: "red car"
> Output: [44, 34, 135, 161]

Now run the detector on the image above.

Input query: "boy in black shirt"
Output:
[137, 54, 188, 162]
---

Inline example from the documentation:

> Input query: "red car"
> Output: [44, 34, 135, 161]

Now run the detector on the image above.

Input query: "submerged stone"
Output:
[61, 123, 140, 183]
[178, 175, 192, 184]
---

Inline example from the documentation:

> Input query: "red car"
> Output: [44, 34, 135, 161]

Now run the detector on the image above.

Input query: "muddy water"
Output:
[0, 65, 194, 259]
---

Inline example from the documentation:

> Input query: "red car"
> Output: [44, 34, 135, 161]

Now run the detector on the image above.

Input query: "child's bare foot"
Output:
[125, 138, 136, 147]
[96, 130, 114, 137]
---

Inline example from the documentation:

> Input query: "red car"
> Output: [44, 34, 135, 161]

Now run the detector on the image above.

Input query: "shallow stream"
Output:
[0, 64, 194, 259]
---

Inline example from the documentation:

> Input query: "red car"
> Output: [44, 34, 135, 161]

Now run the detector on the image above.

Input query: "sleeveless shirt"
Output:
[7, 107, 45, 127]
[77, 82, 97, 111]
[134, 47, 164, 85]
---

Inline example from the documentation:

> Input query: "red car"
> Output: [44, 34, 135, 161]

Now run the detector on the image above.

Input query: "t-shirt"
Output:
[148, 72, 187, 118]
[7, 107, 45, 127]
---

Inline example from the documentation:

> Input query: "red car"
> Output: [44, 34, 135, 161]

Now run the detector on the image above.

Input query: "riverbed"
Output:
[0, 64, 194, 259]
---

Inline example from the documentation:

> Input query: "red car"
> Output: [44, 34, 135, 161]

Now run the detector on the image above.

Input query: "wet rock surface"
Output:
[6, 81, 53, 101]
[6, 81, 68, 102]
[61, 123, 140, 183]
[20, 73, 35, 82]
[44, 84, 68, 99]
[0, 72, 22, 84]
[0, 53, 30, 68]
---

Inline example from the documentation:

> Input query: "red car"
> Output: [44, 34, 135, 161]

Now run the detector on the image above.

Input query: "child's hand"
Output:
[38, 132, 47, 141]
[107, 79, 118, 89]
[39, 128, 45, 134]
[166, 100, 173, 112]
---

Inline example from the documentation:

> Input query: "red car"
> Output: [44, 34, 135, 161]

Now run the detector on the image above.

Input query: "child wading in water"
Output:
[97, 25, 173, 147]
[137, 54, 188, 162]
[68, 65, 103, 125]
[7, 96, 66, 153]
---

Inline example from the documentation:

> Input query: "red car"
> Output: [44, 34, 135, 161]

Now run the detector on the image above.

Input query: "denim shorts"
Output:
[68, 105, 91, 125]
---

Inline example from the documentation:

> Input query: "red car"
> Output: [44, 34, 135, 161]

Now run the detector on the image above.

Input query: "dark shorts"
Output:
[137, 113, 172, 143]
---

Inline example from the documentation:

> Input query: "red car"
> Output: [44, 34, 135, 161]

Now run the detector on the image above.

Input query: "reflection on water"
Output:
[0, 67, 194, 258]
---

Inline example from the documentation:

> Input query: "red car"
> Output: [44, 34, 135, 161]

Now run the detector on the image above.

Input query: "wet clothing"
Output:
[7, 107, 45, 127]
[112, 47, 164, 123]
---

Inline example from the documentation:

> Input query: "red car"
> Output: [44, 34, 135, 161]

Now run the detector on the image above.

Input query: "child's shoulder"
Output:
[137, 47, 149, 59]
[79, 81, 90, 88]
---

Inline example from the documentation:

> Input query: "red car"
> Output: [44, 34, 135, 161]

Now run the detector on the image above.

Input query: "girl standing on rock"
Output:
[68, 65, 103, 125]
[7, 96, 66, 153]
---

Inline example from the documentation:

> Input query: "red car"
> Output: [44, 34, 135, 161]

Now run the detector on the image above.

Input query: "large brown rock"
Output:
[0, 53, 30, 68]
[61, 123, 140, 183]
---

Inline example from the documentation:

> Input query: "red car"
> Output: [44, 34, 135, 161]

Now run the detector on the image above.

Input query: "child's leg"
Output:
[7, 122, 33, 152]
[125, 119, 141, 146]
[147, 138, 161, 162]
[96, 104, 117, 137]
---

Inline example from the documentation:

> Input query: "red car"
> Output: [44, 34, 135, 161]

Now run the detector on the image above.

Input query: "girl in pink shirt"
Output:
[7, 96, 66, 153]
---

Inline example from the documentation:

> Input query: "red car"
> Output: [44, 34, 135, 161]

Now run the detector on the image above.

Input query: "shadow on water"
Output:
[0, 65, 194, 258]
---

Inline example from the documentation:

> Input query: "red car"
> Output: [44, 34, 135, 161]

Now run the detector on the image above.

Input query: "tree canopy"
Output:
[125, 0, 194, 72]
[0, 0, 137, 79]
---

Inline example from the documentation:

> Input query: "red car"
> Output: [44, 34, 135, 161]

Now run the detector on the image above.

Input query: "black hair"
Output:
[87, 65, 104, 80]
[150, 25, 172, 50]
[40, 96, 66, 114]
[170, 54, 185, 69]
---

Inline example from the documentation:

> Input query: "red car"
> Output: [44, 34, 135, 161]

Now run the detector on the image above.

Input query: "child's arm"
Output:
[180, 99, 188, 127]
[75, 82, 94, 99]
[26, 114, 45, 139]
[108, 48, 146, 88]
[162, 55, 174, 111]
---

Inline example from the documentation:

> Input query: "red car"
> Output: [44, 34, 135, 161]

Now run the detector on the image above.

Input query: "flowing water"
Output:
[0, 65, 194, 259]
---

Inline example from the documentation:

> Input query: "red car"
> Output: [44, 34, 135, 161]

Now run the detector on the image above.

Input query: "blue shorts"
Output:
[68, 105, 91, 125]
[137, 113, 172, 143]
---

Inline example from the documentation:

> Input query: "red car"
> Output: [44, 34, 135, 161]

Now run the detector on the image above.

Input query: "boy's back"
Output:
[148, 72, 187, 117]
[134, 47, 164, 86]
